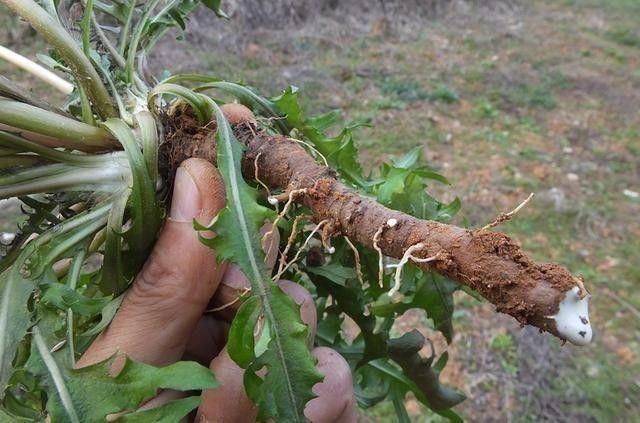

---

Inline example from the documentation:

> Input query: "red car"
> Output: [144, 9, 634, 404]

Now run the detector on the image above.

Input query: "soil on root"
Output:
[161, 112, 582, 340]
[160, 103, 217, 195]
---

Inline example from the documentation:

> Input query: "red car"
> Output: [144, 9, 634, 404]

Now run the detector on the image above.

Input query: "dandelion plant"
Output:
[0, 1, 592, 421]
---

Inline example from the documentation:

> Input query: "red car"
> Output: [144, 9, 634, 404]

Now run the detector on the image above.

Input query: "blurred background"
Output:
[1, 0, 639, 421]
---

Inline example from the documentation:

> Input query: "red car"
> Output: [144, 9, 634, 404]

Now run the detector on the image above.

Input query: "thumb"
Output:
[79, 158, 227, 367]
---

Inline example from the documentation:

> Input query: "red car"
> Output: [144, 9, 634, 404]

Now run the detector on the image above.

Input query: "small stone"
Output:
[567, 173, 579, 181]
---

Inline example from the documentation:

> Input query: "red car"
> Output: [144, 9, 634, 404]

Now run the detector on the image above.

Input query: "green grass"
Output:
[500, 83, 558, 110]
[474, 99, 500, 119]
[490, 333, 514, 352]
[377, 77, 428, 102]
[606, 29, 640, 47]
[428, 84, 459, 104]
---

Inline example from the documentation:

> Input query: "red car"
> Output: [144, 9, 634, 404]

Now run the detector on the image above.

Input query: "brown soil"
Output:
[160, 103, 216, 194]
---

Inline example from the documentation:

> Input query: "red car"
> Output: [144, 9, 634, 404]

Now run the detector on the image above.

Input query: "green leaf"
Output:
[375, 147, 451, 214]
[32, 326, 217, 422]
[435, 197, 462, 222]
[81, 295, 124, 338]
[387, 330, 465, 412]
[102, 119, 162, 294]
[41, 284, 111, 316]
[311, 273, 387, 362]
[119, 396, 202, 422]
[0, 269, 35, 397]
[377, 166, 411, 205]
[272, 87, 366, 187]
[148, 83, 211, 125]
[306, 264, 356, 286]
[228, 295, 261, 368]
[246, 290, 323, 421]
[101, 190, 129, 294]
[393, 146, 422, 169]
[352, 364, 390, 408]
[200, 98, 321, 421]
[201, 0, 228, 17]
[1, 202, 109, 397]
[390, 383, 412, 423]
[371, 271, 458, 343]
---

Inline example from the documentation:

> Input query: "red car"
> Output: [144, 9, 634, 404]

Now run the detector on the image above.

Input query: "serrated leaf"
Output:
[311, 272, 386, 362]
[371, 271, 458, 342]
[0, 269, 34, 397]
[40, 284, 111, 316]
[80, 295, 124, 338]
[102, 119, 162, 295]
[1, 202, 108, 397]
[352, 364, 390, 408]
[32, 326, 217, 422]
[377, 166, 412, 205]
[315, 307, 342, 345]
[387, 330, 465, 412]
[200, 99, 321, 421]
[247, 289, 323, 421]
[228, 295, 261, 368]
[272, 87, 366, 187]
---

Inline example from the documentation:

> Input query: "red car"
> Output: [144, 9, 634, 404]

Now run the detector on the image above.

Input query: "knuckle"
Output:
[124, 250, 195, 314]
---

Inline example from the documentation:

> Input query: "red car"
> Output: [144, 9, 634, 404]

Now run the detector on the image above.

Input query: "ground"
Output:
[1, 0, 639, 421]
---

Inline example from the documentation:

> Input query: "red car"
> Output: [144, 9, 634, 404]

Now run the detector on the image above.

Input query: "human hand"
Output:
[78, 155, 357, 422]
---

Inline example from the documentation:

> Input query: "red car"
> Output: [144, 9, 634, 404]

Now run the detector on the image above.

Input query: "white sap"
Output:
[552, 287, 592, 345]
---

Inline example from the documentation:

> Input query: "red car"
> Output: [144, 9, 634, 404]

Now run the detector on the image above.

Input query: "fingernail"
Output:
[170, 167, 201, 221]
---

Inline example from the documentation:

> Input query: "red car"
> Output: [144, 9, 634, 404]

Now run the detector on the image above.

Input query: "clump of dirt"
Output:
[452, 230, 577, 331]
[160, 103, 216, 194]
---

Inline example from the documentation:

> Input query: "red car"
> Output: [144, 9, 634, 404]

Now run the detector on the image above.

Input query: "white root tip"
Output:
[552, 286, 593, 346]
[387, 218, 398, 228]
[267, 196, 279, 205]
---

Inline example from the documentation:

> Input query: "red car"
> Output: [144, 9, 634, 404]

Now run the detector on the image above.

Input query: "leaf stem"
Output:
[81, 0, 94, 56]
[0, 161, 129, 199]
[126, 0, 162, 89]
[118, 0, 136, 55]
[0, 45, 73, 95]
[66, 248, 86, 366]
[0, 100, 115, 151]
[32, 326, 81, 423]
[0, 155, 42, 168]
[1, 0, 116, 118]
[0, 74, 59, 112]
[0, 130, 122, 165]
[91, 12, 125, 68]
